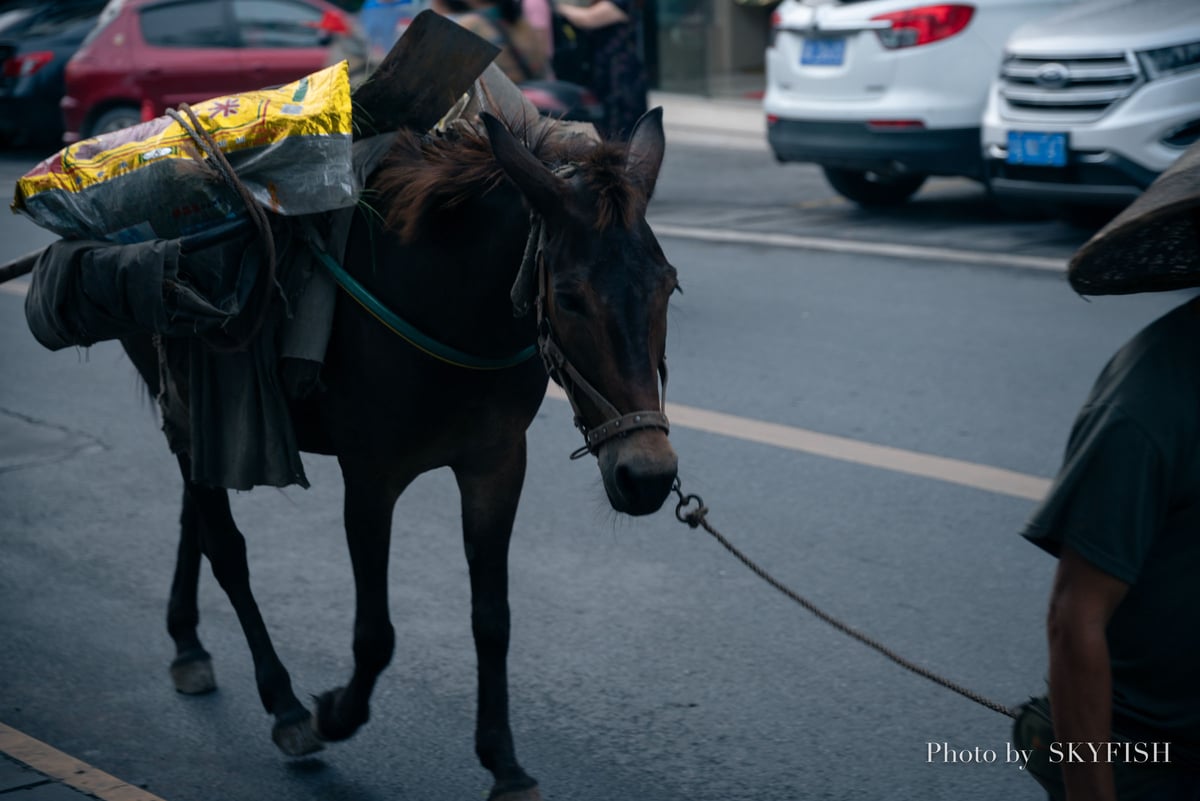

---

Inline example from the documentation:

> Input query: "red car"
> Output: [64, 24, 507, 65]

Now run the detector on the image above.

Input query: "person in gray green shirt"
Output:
[1014, 139, 1200, 801]
[1017, 296, 1200, 801]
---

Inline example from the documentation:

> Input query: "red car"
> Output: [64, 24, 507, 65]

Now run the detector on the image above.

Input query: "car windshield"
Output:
[0, 5, 38, 35]
[80, 0, 126, 46]
[22, 2, 107, 37]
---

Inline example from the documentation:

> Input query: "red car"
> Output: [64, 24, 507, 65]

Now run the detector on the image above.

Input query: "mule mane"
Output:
[372, 119, 646, 243]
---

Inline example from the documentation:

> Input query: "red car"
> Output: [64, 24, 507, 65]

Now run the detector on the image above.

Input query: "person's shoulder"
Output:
[455, 11, 497, 37]
[1091, 296, 1200, 443]
[1097, 298, 1200, 394]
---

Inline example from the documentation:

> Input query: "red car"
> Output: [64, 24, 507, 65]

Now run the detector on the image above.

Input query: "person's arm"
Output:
[554, 0, 628, 29]
[522, 0, 552, 32]
[1047, 545, 1130, 801]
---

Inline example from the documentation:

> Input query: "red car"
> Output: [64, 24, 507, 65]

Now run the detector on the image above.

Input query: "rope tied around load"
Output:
[166, 103, 279, 352]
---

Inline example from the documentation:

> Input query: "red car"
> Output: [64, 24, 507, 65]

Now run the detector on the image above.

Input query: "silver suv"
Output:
[982, 0, 1200, 216]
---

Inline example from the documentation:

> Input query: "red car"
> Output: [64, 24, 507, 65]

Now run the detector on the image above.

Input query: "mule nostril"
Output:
[615, 463, 638, 500]
[613, 459, 678, 515]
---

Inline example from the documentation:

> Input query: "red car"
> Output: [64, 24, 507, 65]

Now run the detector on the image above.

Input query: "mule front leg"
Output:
[455, 442, 539, 801]
[314, 468, 401, 742]
[180, 456, 320, 757]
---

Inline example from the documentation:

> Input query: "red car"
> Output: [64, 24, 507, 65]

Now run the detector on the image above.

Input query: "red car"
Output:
[61, 0, 363, 143]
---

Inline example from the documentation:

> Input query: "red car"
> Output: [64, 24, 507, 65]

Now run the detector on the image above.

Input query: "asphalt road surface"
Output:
[0, 139, 1190, 801]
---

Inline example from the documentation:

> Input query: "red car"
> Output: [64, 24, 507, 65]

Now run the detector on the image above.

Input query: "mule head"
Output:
[482, 110, 679, 516]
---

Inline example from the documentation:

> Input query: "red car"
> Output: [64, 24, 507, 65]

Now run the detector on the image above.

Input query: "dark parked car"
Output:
[0, 0, 107, 147]
[61, 0, 366, 142]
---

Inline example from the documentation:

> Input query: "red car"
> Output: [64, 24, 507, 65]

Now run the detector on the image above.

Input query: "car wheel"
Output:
[89, 106, 143, 138]
[984, 188, 1053, 221]
[1053, 203, 1120, 230]
[822, 167, 927, 207]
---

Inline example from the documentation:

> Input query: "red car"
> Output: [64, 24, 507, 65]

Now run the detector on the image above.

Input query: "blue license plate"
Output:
[801, 38, 845, 66]
[1007, 131, 1068, 167]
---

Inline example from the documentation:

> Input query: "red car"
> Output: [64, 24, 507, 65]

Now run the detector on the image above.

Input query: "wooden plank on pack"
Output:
[351, 10, 500, 139]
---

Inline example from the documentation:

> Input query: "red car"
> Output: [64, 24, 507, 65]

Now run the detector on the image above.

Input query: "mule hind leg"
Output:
[180, 456, 323, 756]
[167, 485, 216, 694]
[117, 336, 215, 695]
[120, 335, 319, 755]
[455, 442, 540, 801]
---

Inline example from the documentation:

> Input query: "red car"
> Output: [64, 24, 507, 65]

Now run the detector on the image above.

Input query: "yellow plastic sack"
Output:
[13, 61, 356, 243]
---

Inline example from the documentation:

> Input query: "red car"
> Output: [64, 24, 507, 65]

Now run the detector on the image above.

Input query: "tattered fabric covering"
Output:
[1069, 139, 1200, 296]
[25, 220, 311, 490]
[25, 223, 257, 350]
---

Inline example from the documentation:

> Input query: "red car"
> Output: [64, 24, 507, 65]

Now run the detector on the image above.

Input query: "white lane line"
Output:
[650, 222, 1067, 273]
[666, 127, 768, 152]
[546, 385, 1050, 501]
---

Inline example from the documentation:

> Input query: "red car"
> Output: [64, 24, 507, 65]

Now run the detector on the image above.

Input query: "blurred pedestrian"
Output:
[521, 0, 555, 75]
[434, 0, 548, 84]
[1013, 140, 1200, 801]
[552, 0, 646, 139]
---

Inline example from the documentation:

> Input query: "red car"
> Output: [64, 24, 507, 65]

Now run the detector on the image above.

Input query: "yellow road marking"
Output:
[545, 385, 1050, 501]
[0, 722, 168, 801]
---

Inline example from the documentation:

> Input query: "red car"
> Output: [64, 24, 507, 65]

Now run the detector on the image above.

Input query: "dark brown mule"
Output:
[120, 109, 678, 800]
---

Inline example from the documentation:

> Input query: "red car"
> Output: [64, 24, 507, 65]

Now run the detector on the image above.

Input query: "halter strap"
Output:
[311, 243, 537, 371]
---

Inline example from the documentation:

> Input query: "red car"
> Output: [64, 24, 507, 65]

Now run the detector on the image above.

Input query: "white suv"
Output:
[764, 0, 1080, 207]
[982, 0, 1200, 213]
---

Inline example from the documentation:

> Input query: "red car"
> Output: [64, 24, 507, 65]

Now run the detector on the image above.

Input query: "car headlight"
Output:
[1137, 40, 1200, 80]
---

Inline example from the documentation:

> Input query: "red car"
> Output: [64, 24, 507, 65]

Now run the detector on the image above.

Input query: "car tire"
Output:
[89, 106, 143, 138]
[822, 167, 927, 207]
[984, 188, 1053, 221]
[1053, 203, 1120, 230]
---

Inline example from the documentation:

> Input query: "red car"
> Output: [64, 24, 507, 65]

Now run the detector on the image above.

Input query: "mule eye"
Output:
[555, 292, 588, 316]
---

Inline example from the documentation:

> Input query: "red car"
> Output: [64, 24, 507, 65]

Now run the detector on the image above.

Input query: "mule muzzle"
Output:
[598, 430, 678, 516]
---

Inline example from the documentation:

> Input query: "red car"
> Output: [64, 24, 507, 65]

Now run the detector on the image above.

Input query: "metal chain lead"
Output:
[671, 478, 1017, 719]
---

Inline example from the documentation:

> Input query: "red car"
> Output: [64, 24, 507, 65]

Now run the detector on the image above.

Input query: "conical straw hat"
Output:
[1068, 138, 1200, 295]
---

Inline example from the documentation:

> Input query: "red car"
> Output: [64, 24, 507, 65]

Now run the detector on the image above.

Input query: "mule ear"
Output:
[624, 107, 665, 203]
[481, 112, 567, 221]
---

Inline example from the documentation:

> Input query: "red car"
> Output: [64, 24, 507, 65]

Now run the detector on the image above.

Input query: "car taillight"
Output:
[311, 9, 352, 35]
[768, 11, 782, 47]
[871, 4, 974, 49]
[2, 51, 54, 78]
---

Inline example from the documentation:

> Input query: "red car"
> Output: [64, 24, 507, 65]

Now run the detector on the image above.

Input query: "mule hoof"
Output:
[312, 687, 364, 742]
[489, 777, 540, 801]
[272, 711, 324, 757]
[489, 790, 541, 801]
[170, 653, 216, 695]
